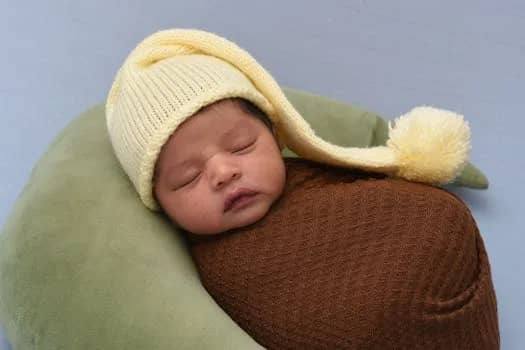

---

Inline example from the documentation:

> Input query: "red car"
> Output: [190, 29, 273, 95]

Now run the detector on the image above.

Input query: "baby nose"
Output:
[211, 163, 241, 188]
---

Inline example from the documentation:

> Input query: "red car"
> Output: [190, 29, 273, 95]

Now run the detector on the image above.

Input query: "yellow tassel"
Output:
[386, 106, 472, 185]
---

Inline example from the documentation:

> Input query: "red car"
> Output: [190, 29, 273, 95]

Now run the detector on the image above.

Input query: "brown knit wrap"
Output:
[184, 158, 500, 349]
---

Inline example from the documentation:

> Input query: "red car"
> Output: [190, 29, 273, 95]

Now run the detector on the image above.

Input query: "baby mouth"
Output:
[224, 192, 259, 212]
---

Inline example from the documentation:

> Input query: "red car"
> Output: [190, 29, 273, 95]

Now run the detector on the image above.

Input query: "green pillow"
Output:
[0, 87, 488, 349]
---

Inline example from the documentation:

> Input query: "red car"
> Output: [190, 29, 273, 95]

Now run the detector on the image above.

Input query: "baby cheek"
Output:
[177, 191, 224, 232]
[179, 194, 205, 218]
[251, 156, 285, 192]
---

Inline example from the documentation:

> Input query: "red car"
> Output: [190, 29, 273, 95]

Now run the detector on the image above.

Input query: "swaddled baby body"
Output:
[183, 156, 499, 349]
[152, 97, 499, 349]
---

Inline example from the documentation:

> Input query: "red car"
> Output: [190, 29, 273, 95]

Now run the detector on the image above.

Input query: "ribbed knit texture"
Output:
[185, 158, 500, 349]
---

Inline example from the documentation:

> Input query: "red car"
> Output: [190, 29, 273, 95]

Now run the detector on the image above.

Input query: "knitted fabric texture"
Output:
[185, 158, 500, 349]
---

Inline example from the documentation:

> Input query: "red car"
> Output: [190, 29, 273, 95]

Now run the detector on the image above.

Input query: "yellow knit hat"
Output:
[106, 28, 471, 211]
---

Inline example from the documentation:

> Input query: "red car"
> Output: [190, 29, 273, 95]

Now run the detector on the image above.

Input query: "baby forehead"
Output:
[169, 116, 255, 153]
[183, 112, 256, 136]
[193, 97, 267, 128]
[166, 99, 266, 150]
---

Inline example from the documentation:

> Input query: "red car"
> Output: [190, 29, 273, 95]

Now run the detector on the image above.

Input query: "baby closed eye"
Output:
[177, 140, 257, 189]
[233, 139, 256, 153]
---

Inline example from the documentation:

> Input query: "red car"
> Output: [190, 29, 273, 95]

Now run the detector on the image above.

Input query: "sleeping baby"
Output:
[105, 28, 500, 349]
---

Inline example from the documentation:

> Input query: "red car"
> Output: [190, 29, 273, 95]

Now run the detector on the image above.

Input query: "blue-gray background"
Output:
[1, 1, 523, 349]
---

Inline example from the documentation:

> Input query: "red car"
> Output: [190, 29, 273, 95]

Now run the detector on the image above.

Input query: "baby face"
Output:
[153, 99, 286, 235]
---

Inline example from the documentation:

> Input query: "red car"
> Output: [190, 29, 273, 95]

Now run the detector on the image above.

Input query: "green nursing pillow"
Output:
[0, 87, 488, 349]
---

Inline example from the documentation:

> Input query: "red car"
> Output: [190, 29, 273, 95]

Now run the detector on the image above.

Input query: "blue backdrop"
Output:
[1, 1, 523, 348]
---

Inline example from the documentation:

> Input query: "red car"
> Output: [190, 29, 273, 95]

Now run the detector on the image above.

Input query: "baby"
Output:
[152, 97, 286, 235]
[106, 29, 498, 349]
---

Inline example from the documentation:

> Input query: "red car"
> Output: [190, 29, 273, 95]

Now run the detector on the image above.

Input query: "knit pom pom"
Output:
[386, 106, 471, 185]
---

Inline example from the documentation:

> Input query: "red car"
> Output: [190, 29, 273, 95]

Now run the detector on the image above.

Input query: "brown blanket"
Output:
[184, 157, 500, 349]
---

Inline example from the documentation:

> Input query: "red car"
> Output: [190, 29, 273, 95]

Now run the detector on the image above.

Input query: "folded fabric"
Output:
[185, 157, 500, 349]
